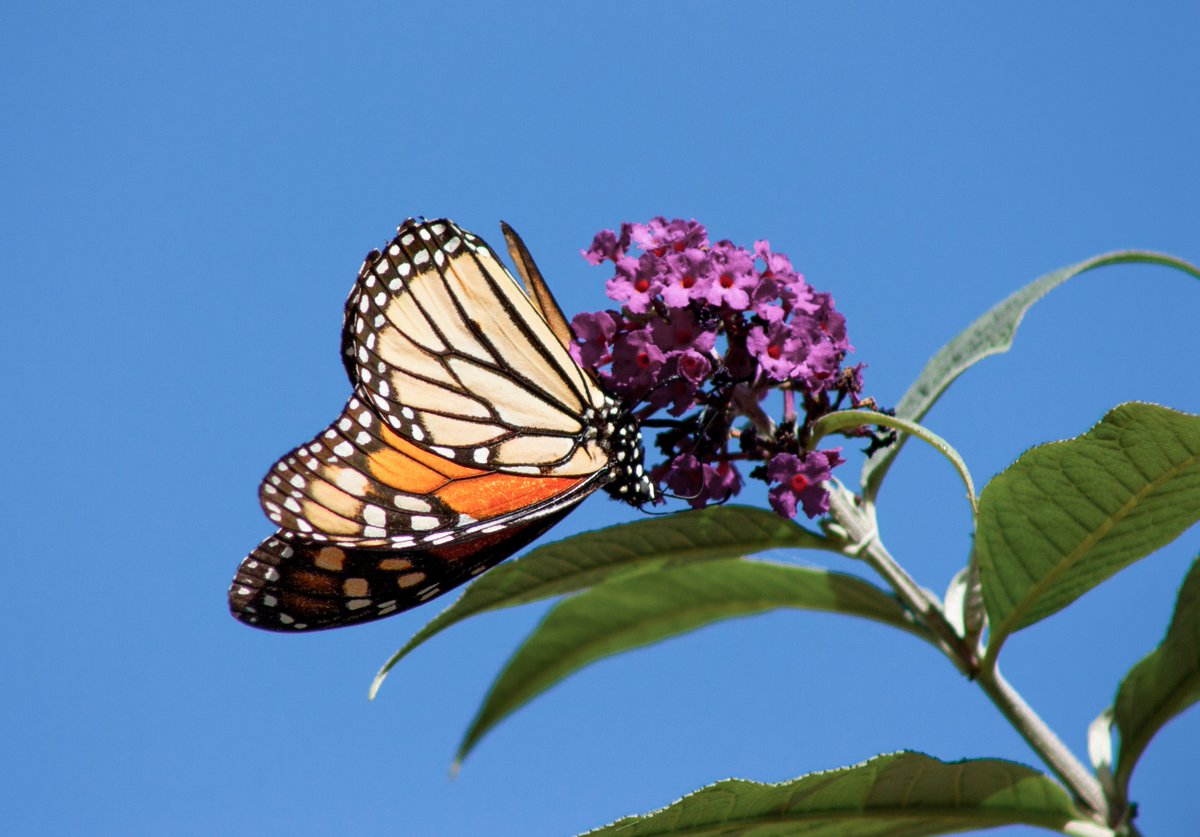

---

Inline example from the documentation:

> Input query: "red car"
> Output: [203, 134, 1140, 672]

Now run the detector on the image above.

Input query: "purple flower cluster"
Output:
[574, 217, 876, 520]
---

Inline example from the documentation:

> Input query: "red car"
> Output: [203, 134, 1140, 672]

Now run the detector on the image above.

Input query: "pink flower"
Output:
[576, 217, 874, 518]
[767, 449, 846, 519]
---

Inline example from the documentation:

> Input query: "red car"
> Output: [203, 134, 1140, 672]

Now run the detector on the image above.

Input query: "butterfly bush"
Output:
[574, 218, 883, 519]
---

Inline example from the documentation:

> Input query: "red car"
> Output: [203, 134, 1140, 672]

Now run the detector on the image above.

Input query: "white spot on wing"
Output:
[363, 504, 386, 527]
[393, 495, 432, 513]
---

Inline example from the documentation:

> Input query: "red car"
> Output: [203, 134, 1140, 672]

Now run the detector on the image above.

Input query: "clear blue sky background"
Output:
[2, 3, 1197, 835]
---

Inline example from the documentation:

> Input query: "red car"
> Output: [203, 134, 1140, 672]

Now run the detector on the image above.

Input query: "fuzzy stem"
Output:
[976, 666, 1109, 820]
[826, 486, 975, 672]
[825, 485, 1110, 823]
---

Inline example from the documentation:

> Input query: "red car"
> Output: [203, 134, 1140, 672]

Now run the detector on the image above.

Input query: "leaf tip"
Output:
[368, 669, 388, 700]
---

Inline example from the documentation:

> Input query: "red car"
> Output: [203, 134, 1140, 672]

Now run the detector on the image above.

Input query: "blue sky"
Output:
[2, 3, 1197, 835]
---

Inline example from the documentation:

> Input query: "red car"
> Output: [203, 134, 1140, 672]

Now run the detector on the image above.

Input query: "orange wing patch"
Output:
[435, 471, 586, 519]
[376, 424, 485, 481]
[374, 424, 588, 519]
[364, 439, 462, 494]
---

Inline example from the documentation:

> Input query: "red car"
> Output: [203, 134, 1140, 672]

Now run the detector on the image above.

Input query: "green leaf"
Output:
[455, 559, 928, 765]
[370, 506, 831, 698]
[811, 409, 977, 517]
[977, 403, 1200, 664]
[861, 251, 1200, 503]
[582, 751, 1083, 837]
[1113, 555, 1200, 800]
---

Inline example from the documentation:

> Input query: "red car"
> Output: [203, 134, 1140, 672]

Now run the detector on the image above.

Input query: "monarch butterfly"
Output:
[229, 219, 655, 631]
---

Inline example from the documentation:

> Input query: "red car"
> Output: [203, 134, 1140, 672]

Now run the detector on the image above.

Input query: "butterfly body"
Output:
[230, 219, 653, 632]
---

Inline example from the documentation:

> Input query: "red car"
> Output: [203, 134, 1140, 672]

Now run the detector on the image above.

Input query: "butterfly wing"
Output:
[230, 483, 592, 632]
[500, 219, 575, 349]
[229, 218, 618, 631]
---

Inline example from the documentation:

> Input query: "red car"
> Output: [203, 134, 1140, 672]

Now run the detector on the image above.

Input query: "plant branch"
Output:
[825, 485, 976, 674]
[976, 666, 1109, 821]
[825, 484, 1110, 825]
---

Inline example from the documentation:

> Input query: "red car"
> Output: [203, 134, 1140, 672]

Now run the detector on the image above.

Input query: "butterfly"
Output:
[229, 219, 656, 631]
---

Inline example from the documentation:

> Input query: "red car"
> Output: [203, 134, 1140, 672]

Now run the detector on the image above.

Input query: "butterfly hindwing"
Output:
[231, 501, 580, 631]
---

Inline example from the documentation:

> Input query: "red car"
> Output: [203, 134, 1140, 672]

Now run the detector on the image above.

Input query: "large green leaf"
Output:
[455, 559, 928, 765]
[582, 751, 1082, 837]
[1113, 556, 1200, 800]
[371, 506, 830, 698]
[977, 403, 1200, 663]
[861, 252, 1200, 503]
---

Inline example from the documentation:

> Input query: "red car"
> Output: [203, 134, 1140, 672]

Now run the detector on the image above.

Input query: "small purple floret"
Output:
[569, 310, 618, 369]
[767, 449, 846, 519]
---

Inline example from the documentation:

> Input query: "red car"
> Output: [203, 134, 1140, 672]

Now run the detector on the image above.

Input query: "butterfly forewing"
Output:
[343, 219, 609, 474]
